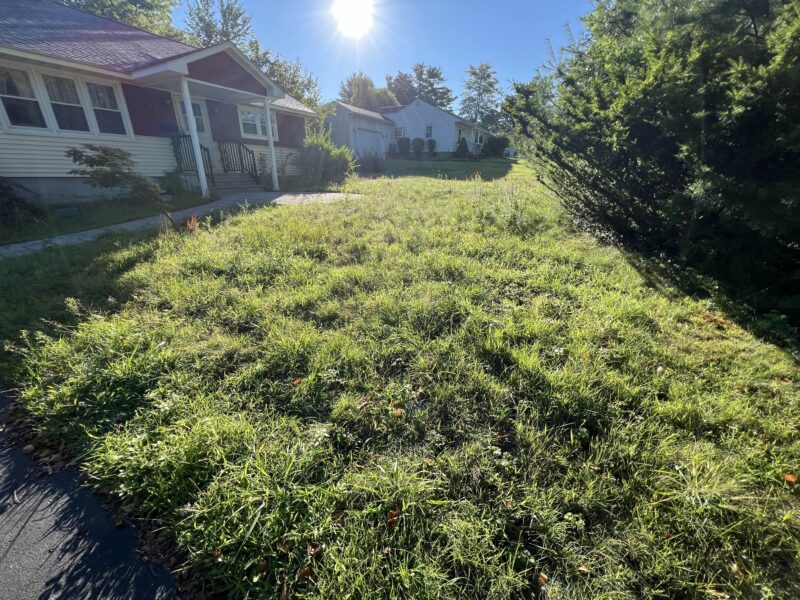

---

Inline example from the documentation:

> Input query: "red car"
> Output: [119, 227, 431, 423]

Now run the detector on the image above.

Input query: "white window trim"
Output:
[172, 94, 209, 136]
[425, 124, 433, 139]
[0, 58, 134, 140]
[394, 127, 405, 138]
[237, 105, 279, 142]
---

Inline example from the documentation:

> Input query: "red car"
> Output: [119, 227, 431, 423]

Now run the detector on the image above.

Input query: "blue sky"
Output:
[174, 1, 592, 106]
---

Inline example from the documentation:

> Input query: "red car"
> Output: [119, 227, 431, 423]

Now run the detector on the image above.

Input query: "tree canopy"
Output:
[61, 0, 187, 40]
[506, 0, 800, 322]
[459, 63, 505, 131]
[385, 64, 455, 109]
[339, 72, 399, 112]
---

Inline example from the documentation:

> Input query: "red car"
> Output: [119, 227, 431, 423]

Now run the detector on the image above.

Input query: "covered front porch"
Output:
[128, 42, 313, 195]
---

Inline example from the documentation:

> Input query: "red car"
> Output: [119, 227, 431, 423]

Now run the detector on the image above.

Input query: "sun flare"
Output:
[332, 0, 374, 38]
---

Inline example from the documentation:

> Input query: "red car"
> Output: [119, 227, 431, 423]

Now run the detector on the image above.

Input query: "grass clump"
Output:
[11, 161, 800, 598]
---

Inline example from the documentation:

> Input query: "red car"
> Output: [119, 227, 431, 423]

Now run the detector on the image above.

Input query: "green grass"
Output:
[382, 157, 514, 180]
[0, 193, 209, 245]
[7, 162, 800, 599]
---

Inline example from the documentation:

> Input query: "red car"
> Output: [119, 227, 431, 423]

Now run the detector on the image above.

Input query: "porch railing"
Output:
[171, 135, 215, 185]
[218, 140, 258, 180]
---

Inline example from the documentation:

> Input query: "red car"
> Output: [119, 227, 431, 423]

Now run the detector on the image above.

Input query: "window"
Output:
[425, 125, 433, 139]
[0, 66, 46, 128]
[87, 82, 126, 134]
[394, 127, 405, 138]
[474, 130, 479, 144]
[42, 74, 89, 132]
[457, 128, 463, 141]
[179, 101, 205, 133]
[238, 106, 278, 141]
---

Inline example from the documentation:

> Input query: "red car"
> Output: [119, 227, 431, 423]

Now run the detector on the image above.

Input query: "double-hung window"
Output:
[238, 106, 278, 141]
[394, 127, 405, 138]
[0, 66, 46, 128]
[87, 82, 126, 135]
[425, 125, 433, 139]
[179, 101, 205, 133]
[42, 74, 90, 132]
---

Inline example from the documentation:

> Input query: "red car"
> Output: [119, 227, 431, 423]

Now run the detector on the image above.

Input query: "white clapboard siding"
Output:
[0, 131, 177, 178]
[245, 145, 301, 177]
[386, 99, 460, 152]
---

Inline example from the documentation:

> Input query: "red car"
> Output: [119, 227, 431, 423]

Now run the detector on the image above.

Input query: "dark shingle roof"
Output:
[336, 101, 394, 124]
[0, 0, 196, 72]
[272, 96, 316, 116]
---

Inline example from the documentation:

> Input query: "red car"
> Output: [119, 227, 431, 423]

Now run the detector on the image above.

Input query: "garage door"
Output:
[357, 128, 384, 156]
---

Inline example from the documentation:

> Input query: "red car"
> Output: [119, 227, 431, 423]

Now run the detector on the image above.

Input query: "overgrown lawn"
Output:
[11, 163, 800, 598]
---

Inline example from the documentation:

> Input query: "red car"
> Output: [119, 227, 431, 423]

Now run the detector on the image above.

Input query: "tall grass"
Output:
[14, 162, 800, 598]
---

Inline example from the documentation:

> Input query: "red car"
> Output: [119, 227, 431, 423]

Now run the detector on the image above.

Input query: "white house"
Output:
[329, 101, 394, 158]
[380, 98, 489, 156]
[329, 97, 490, 159]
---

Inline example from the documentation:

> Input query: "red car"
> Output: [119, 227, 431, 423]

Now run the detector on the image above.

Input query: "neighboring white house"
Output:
[379, 98, 490, 156]
[329, 101, 394, 158]
[329, 97, 490, 159]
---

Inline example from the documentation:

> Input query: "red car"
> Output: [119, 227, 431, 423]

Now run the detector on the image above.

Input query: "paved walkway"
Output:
[0, 395, 175, 599]
[0, 192, 357, 258]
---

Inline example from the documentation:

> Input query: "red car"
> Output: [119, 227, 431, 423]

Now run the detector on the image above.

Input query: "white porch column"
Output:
[179, 76, 209, 197]
[262, 97, 280, 192]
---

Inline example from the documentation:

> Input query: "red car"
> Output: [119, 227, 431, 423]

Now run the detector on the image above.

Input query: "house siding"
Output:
[384, 99, 485, 155]
[328, 104, 393, 158]
[0, 130, 176, 178]
[206, 100, 305, 148]
[245, 144, 300, 177]
[186, 54, 268, 96]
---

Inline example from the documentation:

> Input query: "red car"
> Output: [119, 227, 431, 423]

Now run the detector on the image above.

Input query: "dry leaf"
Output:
[386, 509, 401, 532]
[22, 444, 35, 454]
[307, 541, 324, 558]
[537, 573, 548, 587]
[783, 473, 798, 486]
[297, 565, 313, 581]
[392, 410, 404, 418]
[578, 565, 590, 575]
[423, 458, 436, 468]
[293, 378, 302, 387]
[277, 538, 295, 553]
[212, 549, 223, 562]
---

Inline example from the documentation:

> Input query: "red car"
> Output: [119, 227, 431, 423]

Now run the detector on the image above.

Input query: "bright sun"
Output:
[332, 0, 374, 38]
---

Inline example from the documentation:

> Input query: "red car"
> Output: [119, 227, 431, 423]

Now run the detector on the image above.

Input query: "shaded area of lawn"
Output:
[0, 232, 158, 382]
[382, 156, 515, 180]
[9, 167, 800, 598]
[0, 194, 209, 246]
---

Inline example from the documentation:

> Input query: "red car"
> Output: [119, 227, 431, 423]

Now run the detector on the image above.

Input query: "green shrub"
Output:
[358, 152, 385, 174]
[412, 137, 425, 158]
[66, 145, 164, 209]
[256, 153, 272, 191]
[0, 177, 42, 229]
[295, 131, 356, 190]
[426, 138, 437, 157]
[387, 143, 398, 159]
[397, 137, 411, 157]
[453, 137, 469, 159]
[483, 135, 509, 157]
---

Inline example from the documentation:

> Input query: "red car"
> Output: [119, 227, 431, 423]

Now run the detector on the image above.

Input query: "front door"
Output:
[173, 96, 220, 170]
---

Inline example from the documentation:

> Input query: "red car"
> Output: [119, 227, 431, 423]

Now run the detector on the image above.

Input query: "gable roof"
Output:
[0, 0, 197, 73]
[379, 98, 490, 134]
[336, 101, 395, 125]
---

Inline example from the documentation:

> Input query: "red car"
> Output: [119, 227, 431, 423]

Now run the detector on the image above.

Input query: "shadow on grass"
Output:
[625, 248, 800, 358]
[0, 231, 159, 384]
[379, 157, 515, 181]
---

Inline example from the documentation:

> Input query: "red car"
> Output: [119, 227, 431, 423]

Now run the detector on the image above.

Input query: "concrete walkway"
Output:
[0, 395, 175, 599]
[0, 192, 356, 259]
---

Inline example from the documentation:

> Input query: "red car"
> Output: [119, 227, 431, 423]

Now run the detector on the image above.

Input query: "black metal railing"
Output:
[171, 135, 215, 185]
[218, 140, 258, 179]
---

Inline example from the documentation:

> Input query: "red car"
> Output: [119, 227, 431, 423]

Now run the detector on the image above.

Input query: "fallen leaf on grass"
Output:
[307, 541, 324, 558]
[293, 378, 302, 387]
[783, 473, 798, 486]
[537, 573, 548, 587]
[578, 565, 590, 575]
[297, 565, 313, 581]
[212, 549, 223, 562]
[386, 509, 401, 532]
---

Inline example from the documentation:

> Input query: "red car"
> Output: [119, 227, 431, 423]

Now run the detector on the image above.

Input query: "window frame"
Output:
[394, 127, 405, 139]
[0, 63, 48, 131]
[425, 125, 433, 139]
[0, 58, 134, 140]
[237, 105, 279, 142]
[173, 95, 208, 135]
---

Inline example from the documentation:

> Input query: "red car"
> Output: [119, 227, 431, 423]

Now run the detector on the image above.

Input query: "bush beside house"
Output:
[296, 132, 356, 190]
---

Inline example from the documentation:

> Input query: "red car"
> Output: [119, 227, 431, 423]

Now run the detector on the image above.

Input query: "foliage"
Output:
[453, 137, 469, 159]
[338, 72, 398, 111]
[60, 0, 189, 41]
[396, 136, 411, 157]
[184, 0, 251, 46]
[0, 177, 42, 231]
[459, 63, 505, 131]
[244, 39, 321, 107]
[66, 145, 165, 209]
[483, 134, 510, 157]
[412, 137, 425, 158]
[505, 0, 800, 324]
[357, 152, 385, 175]
[387, 64, 456, 109]
[13, 164, 800, 599]
[295, 131, 356, 190]
[387, 143, 398, 159]
[426, 138, 437, 157]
